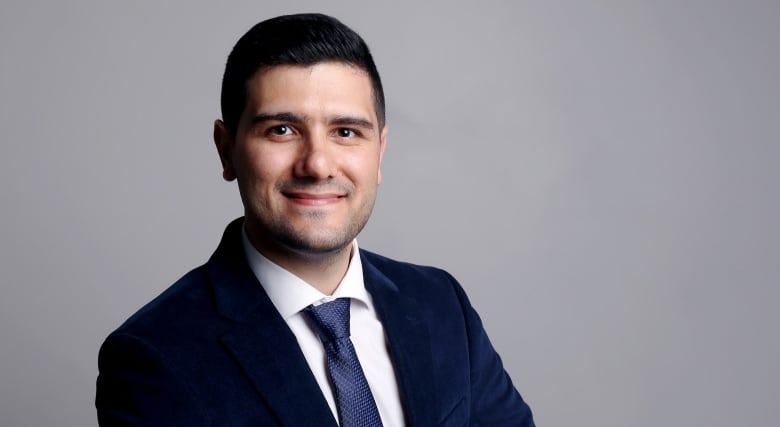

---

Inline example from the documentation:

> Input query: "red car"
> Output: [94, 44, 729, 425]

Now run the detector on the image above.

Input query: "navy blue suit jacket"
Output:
[96, 219, 535, 426]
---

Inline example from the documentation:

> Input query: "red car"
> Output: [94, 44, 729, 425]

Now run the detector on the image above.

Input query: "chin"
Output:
[277, 241, 350, 263]
[262, 221, 346, 251]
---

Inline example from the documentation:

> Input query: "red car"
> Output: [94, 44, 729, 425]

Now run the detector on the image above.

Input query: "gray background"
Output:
[1, 1, 778, 426]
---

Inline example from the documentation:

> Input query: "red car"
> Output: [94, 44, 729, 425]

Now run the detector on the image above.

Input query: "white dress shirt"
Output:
[242, 230, 406, 426]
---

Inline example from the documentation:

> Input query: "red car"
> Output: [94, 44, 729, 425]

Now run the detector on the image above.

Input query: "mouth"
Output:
[282, 191, 345, 206]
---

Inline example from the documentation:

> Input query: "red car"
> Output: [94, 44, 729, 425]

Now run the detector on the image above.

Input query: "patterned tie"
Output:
[303, 298, 383, 427]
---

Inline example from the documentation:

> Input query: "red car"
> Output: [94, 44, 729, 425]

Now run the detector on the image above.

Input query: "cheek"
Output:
[346, 153, 382, 185]
[238, 146, 290, 183]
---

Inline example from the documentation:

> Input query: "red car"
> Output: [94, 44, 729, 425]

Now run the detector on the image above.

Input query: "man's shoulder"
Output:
[108, 219, 243, 341]
[359, 249, 463, 298]
[109, 264, 218, 343]
[360, 249, 452, 277]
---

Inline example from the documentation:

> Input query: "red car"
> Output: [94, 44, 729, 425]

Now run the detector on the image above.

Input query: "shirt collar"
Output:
[241, 227, 371, 319]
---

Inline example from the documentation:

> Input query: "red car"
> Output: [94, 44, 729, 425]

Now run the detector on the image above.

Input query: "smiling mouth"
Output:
[282, 191, 345, 206]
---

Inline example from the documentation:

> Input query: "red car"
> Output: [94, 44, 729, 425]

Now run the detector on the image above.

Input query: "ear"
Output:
[377, 125, 388, 185]
[213, 119, 236, 181]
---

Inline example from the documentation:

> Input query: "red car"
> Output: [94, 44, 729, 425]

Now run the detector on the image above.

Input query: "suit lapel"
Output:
[207, 219, 337, 427]
[220, 311, 337, 426]
[362, 252, 439, 427]
[207, 220, 439, 426]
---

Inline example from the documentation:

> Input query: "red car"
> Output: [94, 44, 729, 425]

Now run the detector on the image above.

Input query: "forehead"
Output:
[244, 62, 377, 120]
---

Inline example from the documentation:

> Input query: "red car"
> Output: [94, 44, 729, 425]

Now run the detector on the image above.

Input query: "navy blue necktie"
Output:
[303, 298, 383, 427]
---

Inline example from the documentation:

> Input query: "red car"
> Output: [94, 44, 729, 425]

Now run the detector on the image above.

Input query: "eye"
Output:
[268, 125, 292, 136]
[335, 128, 357, 138]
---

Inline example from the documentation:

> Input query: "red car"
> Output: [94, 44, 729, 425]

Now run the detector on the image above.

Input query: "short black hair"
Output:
[220, 13, 385, 137]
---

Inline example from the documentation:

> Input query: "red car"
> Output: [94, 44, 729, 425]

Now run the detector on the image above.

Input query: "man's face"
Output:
[215, 62, 387, 259]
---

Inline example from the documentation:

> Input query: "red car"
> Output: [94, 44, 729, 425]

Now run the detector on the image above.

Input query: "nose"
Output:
[294, 131, 336, 180]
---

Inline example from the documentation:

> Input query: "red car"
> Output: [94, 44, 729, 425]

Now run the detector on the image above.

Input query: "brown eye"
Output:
[269, 125, 291, 135]
[336, 128, 356, 138]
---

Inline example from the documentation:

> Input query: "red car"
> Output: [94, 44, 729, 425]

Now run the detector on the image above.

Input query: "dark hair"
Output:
[220, 13, 385, 137]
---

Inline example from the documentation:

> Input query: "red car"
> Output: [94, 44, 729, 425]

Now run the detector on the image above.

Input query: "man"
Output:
[96, 13, 535, 426]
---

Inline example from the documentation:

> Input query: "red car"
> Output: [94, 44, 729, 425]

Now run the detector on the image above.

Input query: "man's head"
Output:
[219, 13, 385, 139]
[213, 14, 388, 272]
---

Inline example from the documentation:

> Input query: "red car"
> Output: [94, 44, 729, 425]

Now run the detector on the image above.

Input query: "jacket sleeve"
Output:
[95, 333, 211, 427]
[447, 273, 536, 427]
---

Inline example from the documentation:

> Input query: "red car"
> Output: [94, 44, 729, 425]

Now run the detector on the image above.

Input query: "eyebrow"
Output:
[249, 112, 376, 131]
[330, 116, 376, 131]
[250, 112, 302, 126]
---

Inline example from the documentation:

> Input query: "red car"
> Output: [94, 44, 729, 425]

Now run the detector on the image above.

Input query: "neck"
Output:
[280, 246, 353, 295]
[247, 235, 353, 296]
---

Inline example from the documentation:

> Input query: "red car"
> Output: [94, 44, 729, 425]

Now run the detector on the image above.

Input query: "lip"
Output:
[282, 191, 345, 206]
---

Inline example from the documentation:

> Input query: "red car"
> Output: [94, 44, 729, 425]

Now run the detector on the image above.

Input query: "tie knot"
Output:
[303, 298, 351, 344]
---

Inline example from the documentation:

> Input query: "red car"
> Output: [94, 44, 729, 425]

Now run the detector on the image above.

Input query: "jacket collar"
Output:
[362, 251, 439, 426]
[206, 218, 438, 426]
[207, 218, 338, 426]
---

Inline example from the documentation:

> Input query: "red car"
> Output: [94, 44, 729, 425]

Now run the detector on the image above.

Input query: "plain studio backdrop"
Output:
[1, 1, 778, 426]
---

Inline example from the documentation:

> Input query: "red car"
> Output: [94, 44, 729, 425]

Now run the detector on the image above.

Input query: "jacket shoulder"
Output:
[360, 249, 452, 279]
[110, 264, 219, 343]
[359, 249, 463, 301]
